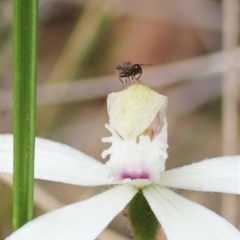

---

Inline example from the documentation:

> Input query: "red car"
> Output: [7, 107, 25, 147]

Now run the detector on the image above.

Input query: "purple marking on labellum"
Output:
[121, 171, 149, 180]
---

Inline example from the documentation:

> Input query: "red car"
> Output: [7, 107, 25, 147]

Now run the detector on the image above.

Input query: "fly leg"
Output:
[135, 71, 142, 83]
[119, 77, 123, 84]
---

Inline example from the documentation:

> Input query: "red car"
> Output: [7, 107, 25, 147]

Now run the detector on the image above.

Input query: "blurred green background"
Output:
[0, 0, 239, 239]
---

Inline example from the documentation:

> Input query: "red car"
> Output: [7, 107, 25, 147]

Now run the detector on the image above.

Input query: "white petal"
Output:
[0, 134, 112, 186]
[107, 83, 167, 139]
[6, 185, 138, 240]
[143, 185, 240, 240]
[160, 156, 240, 194]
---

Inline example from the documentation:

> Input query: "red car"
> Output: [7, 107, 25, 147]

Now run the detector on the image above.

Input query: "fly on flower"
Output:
[115, 62, 151, 84]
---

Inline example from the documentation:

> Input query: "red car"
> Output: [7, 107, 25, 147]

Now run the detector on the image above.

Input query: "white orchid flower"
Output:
[1, 83, 240, 240]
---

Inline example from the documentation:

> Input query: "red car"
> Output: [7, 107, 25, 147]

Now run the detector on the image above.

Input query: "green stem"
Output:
[13, 0, 38, 230]
[127, 191, 159, 240]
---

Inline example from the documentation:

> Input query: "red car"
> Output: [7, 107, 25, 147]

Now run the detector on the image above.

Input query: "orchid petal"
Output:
[160, 156, 240, 194]
[0, 134, 112, 186]
[6, 185, 138, 240]
[144, 185, 240, 240]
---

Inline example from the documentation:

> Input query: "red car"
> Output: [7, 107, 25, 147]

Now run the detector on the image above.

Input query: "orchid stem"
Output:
[127, 191, 159, 240]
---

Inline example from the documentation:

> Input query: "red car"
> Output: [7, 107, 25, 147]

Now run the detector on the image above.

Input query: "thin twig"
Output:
[1, 48, 240, 111]
[221, 0, 239, 225]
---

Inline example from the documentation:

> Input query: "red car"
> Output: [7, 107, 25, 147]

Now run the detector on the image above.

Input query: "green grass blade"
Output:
[13, 0, 38, 230]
